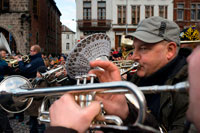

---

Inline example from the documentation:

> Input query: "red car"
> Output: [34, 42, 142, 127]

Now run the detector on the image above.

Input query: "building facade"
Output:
[75, 0, 173, 49]
[61, 25, 75, 54]
[174, 0, 200, 30]
[0, 0, 61, 55]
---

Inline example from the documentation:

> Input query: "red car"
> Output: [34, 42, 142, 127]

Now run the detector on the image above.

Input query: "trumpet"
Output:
[0, 75, 146, 127]
[40, 65, 68, 83]
[0, 75, 189, 132]
[113, 60, 135, 69]
[5, 55, 30, 67]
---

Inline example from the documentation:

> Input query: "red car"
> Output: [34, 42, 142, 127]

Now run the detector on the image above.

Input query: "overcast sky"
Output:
[55, 0, 76, 32]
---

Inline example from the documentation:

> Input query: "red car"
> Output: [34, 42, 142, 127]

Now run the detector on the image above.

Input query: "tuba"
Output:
[0, 32, 11, 54]
[121, 34, 134, 59]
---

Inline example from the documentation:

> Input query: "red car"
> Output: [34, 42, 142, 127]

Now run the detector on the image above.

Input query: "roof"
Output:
[62, 25, 75, 33]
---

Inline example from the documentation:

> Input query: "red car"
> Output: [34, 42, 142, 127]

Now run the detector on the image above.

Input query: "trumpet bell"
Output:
[0, 75, 33, 113]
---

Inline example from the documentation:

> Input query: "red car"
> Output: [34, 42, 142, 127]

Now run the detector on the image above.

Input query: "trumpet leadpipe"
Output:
[139, 81, 189, 94]
[41, 65, 64, 78]
[100, 81, 189, 94]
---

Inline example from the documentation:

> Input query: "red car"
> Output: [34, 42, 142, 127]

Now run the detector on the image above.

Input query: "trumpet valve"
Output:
[82, 75, 88, 84]
[75, 76, 82, 85]
[88, 74, 97, 84]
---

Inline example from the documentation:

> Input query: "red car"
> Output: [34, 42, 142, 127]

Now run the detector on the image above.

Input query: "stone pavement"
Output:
[9, 114, 49, 133]
[9, 115, 29, 133]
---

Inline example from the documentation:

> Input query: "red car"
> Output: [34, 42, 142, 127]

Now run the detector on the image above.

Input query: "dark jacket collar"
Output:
[30, 53, 42, 60]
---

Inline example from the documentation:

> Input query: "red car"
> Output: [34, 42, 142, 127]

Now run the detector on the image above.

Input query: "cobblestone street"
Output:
[9, 115, 29, 133]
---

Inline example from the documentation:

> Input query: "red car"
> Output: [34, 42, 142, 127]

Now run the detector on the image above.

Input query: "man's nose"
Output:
[132, 50, 140, 61]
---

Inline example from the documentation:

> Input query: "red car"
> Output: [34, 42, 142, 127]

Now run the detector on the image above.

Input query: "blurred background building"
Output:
[0, 0, 61, 55]
[174, 0, 200, 29]
[1, 0, 200, 54]
[75, 0, 173, 49]
[61, 25, 75, 54]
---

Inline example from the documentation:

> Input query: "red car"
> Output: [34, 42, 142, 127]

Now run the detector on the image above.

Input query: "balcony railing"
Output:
[77, 19, 112, 31]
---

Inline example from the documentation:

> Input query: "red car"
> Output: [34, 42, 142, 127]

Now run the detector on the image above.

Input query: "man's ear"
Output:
[166, 42, 177, 60]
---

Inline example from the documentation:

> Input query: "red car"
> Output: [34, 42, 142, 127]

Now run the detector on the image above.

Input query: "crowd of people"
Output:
[0, 16, 200, 133]
[0, 45, 68, 133]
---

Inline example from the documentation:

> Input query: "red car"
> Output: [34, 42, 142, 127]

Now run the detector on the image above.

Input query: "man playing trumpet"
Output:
[45, 16, 190, 132]
[16, 44, 45, 79]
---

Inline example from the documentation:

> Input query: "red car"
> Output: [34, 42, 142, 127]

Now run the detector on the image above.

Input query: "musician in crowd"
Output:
[0, 51, 13, 133]
[16, 44, 45, 78]
[0, 49, 7, 60]
[59, 55, 66, 65]
[26, 66, 48, 133]
[45, 17, 189, 133]
[15, 45, 45, 132]
[42, 53, 50, 67]
[0, 56, 9, 81]
[77, 16, 189, 132]
[46, 46, 200, 133]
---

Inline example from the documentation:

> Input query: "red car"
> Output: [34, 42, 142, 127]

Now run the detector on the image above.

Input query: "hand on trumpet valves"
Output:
[14, 55, 22, 61]
[49, 93, 101, 133]
[89, 60, 129, 120]
[89, 60, 121, 82]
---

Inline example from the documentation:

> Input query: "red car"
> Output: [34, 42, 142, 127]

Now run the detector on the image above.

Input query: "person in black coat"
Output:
[0, 58, 13, 132]
[17, 45, 45, 79]
[16, 45, 45, 132]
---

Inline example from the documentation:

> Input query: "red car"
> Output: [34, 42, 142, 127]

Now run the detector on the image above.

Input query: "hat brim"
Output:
[130, 31, 164, 43]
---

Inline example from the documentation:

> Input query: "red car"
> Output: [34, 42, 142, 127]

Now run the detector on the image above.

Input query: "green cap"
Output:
[131, 16, 180, 46]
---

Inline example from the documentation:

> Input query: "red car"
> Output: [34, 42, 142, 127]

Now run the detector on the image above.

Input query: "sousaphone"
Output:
[0, 32, 11, 54]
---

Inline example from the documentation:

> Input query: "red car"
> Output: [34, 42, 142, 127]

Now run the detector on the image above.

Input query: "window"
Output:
[191, 4, 200, 21]
[66, 34, 69, 39]
[98, 1, 106, 20]
[0, 0, 9, 12]
[132, 5, 140, 25]
[83, 1, 91, 20]
[145, 5, 154, 18]
[66, 43, 70, 50]
[159, 5, 168, 19]
[33, 0, 39, 17]
[177, 4, 184, 21]
[36, 32, 39, 44]
[118, 5, 126, 24]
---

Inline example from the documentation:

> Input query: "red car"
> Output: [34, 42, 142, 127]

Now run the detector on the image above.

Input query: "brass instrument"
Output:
[0, 75, 189, 132]
[5, 55, 30, 67]
[113, 60, 135, 69]
[39, 65, 67, 83]
[0, 75, 146, 126]
[121, 35, 134, 59]
[120, 62, 138, 76]
[0, 32, 11, 54]
[180, 40, 200, 44]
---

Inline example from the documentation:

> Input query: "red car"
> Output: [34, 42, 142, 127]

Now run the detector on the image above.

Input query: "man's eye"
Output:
[140, 47, 147, 50]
